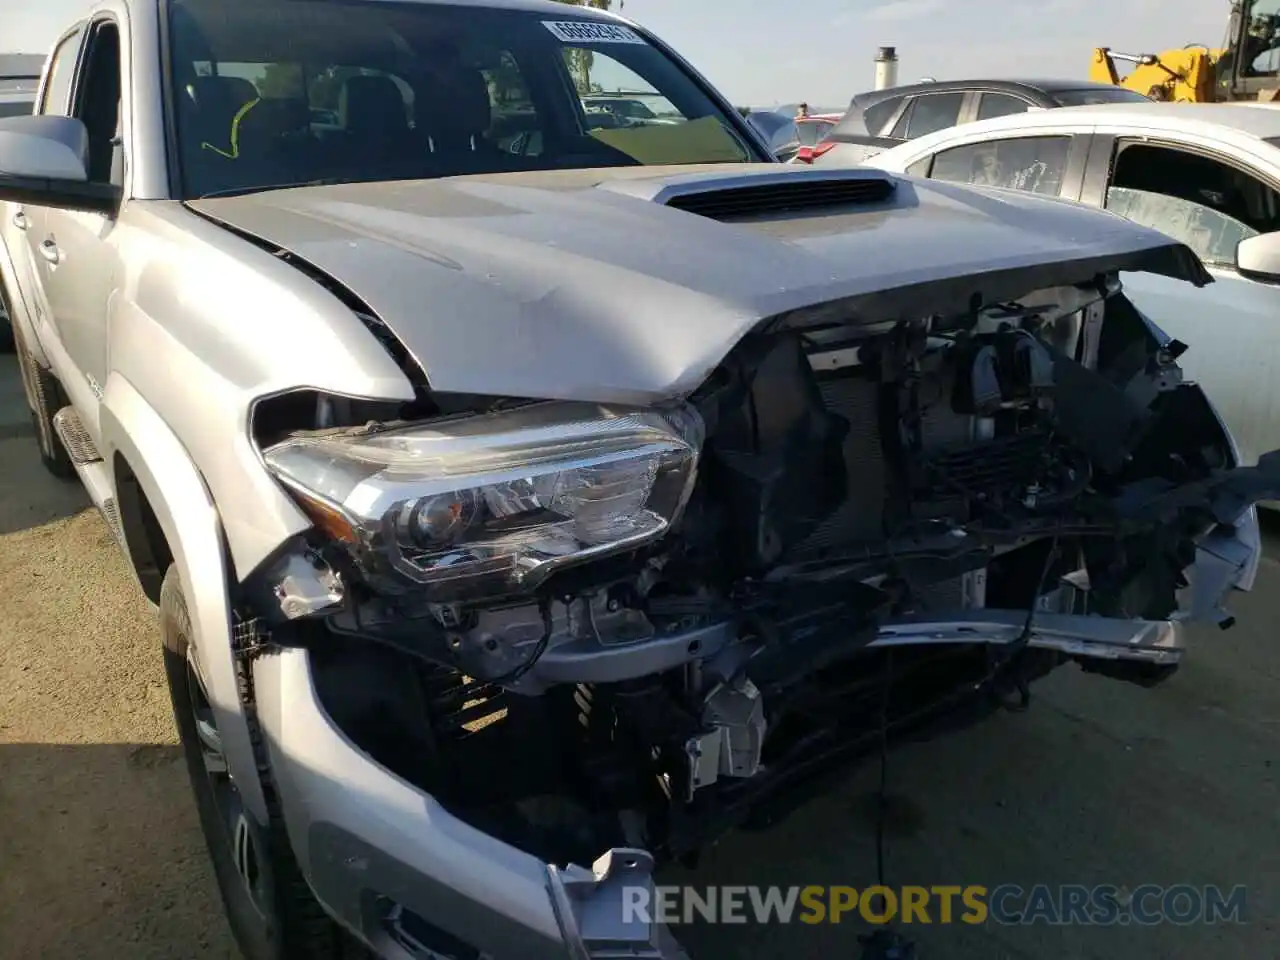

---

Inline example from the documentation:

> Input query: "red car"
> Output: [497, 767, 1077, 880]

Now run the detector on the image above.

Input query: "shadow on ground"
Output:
[0, 356, 91, 536]
[0, 436, 89, 536]
[0, 742, 237, 960]
[667, 655, 1280, 958]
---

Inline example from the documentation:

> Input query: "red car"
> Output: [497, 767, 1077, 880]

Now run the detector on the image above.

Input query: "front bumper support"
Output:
[252, 648, 686, 960]
[873, 608, 1183, 664]
[248, 489, 1263, 958]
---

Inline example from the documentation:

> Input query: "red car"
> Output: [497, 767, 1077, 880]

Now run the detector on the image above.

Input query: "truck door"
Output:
[6, 24, 84, 358]
[25, 16, 126, 437]
[1083, 134, 1280, 467]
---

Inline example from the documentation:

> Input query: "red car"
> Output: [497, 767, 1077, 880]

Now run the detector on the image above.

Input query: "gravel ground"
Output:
[0, 354, 1277, 960]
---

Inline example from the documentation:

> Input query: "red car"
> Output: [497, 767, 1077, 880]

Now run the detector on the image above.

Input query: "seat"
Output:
[416, 65, 507, 168]
[179, 76, 269, 192]
[239, 96, 311, 141]
[339, 74, 416, 153]
[233, 96, 314, 184]
[183, 75, 260, 155]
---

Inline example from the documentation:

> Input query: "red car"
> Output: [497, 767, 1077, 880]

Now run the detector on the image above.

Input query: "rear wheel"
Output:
[159, 566, 365, 960]
[11, 321, 75, 480]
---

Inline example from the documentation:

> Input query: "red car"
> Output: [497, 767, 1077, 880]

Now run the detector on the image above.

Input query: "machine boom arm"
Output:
[1088, 2, 1280, 103]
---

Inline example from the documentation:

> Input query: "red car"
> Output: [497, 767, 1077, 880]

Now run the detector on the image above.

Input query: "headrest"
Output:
[417, 66, 492, 148]
[340, 74, 411, 137]
[185, 76, 259, 118]
[233, 97, 310, 152]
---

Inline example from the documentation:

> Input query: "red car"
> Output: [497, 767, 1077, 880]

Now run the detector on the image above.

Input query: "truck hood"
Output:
[188, 165, 1209, 404]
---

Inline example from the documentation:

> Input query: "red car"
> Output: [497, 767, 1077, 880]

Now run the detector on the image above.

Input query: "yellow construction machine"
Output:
[1089, 1, 1280, 103]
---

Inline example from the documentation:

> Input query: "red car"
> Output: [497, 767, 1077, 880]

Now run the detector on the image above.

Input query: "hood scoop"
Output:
[600, 168, 898, 221]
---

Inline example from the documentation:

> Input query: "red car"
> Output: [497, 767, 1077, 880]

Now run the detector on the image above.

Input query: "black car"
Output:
[0, 54, 42, 353]
[795, 78, 1151, 163]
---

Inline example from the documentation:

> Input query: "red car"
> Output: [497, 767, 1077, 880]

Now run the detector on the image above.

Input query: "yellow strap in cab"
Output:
[200, 97, 261, 159]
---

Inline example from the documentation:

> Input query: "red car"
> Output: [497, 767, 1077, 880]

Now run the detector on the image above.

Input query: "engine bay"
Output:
[246, 277, 1278, 866]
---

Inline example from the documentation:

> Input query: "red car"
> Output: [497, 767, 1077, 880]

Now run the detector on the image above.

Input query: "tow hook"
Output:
[993, 672, 1032, 713]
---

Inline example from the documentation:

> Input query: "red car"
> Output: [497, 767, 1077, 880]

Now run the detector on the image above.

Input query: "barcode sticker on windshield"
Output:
[542, 20, 646, 44]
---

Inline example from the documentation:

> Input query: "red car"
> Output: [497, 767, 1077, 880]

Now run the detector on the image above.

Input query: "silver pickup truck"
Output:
[0, 54, 40, 351]
[2, 2, 1278, 959]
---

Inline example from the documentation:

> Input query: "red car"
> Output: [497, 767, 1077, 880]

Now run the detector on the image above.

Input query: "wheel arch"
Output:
[100, 371, 270, 823]
[112, 452, 173, 604]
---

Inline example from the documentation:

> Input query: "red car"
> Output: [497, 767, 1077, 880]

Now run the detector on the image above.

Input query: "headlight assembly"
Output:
[262, 402, 703, 601]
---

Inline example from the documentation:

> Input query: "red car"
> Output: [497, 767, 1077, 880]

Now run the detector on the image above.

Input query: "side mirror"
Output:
[0, 115, 119, 215]
[1235, 232, 1280, 283]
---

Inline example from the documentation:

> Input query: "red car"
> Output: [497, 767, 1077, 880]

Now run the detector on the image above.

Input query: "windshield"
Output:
[1052, 87, 1152, 106]
[167, 0, 758, 199]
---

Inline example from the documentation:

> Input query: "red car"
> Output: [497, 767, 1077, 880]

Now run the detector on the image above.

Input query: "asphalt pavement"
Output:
[0, 353, 1276, 959]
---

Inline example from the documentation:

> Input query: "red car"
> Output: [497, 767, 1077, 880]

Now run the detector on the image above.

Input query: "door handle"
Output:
[12, 210, 28, 231]
[39, 239, 60, 265]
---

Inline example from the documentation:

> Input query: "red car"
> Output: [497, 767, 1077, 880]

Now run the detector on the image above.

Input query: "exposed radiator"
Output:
[785, 372, 989, 612]
[917, 429, 1050, 499]
[790, 374, 981, 555]
[794, 376, 886, 552]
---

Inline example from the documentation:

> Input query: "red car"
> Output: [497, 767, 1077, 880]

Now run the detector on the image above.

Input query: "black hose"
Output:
[874, 647, 893, 892]
[487, 597, 554, 685]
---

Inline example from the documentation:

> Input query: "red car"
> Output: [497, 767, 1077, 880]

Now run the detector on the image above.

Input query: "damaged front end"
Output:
[242, 269, 1278, 957]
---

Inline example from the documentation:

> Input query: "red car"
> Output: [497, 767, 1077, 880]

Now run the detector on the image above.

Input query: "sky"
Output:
[5, 0, 1238, 106]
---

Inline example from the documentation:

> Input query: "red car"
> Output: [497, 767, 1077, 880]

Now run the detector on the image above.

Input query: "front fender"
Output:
[99, 372, 269, 824]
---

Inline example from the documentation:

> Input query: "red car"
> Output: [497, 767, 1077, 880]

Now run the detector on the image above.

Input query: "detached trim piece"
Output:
[547, 849, 684, 960]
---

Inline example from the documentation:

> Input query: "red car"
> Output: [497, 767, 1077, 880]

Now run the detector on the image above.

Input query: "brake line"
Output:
[858, 532, 1061, 960]
[857, 647, 918, 960]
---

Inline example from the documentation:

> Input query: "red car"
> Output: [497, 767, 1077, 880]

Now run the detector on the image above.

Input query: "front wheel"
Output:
[159, 566, 364, 960]
[0, 284, 14, 353]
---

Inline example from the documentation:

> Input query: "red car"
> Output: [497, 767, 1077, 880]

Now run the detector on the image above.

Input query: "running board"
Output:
[51, 405, 128, 553]
[51, 406, 101, 464]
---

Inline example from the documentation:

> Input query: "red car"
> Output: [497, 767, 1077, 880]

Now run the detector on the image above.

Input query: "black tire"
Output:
[159, 566, 365, 960]
[11, 324, 76, 480]
[0, 282, 14, 352]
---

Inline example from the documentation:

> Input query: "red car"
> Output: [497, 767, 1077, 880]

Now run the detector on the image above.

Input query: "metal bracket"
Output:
[230, 617, 273, 661]
[547, 848, 688, 960]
